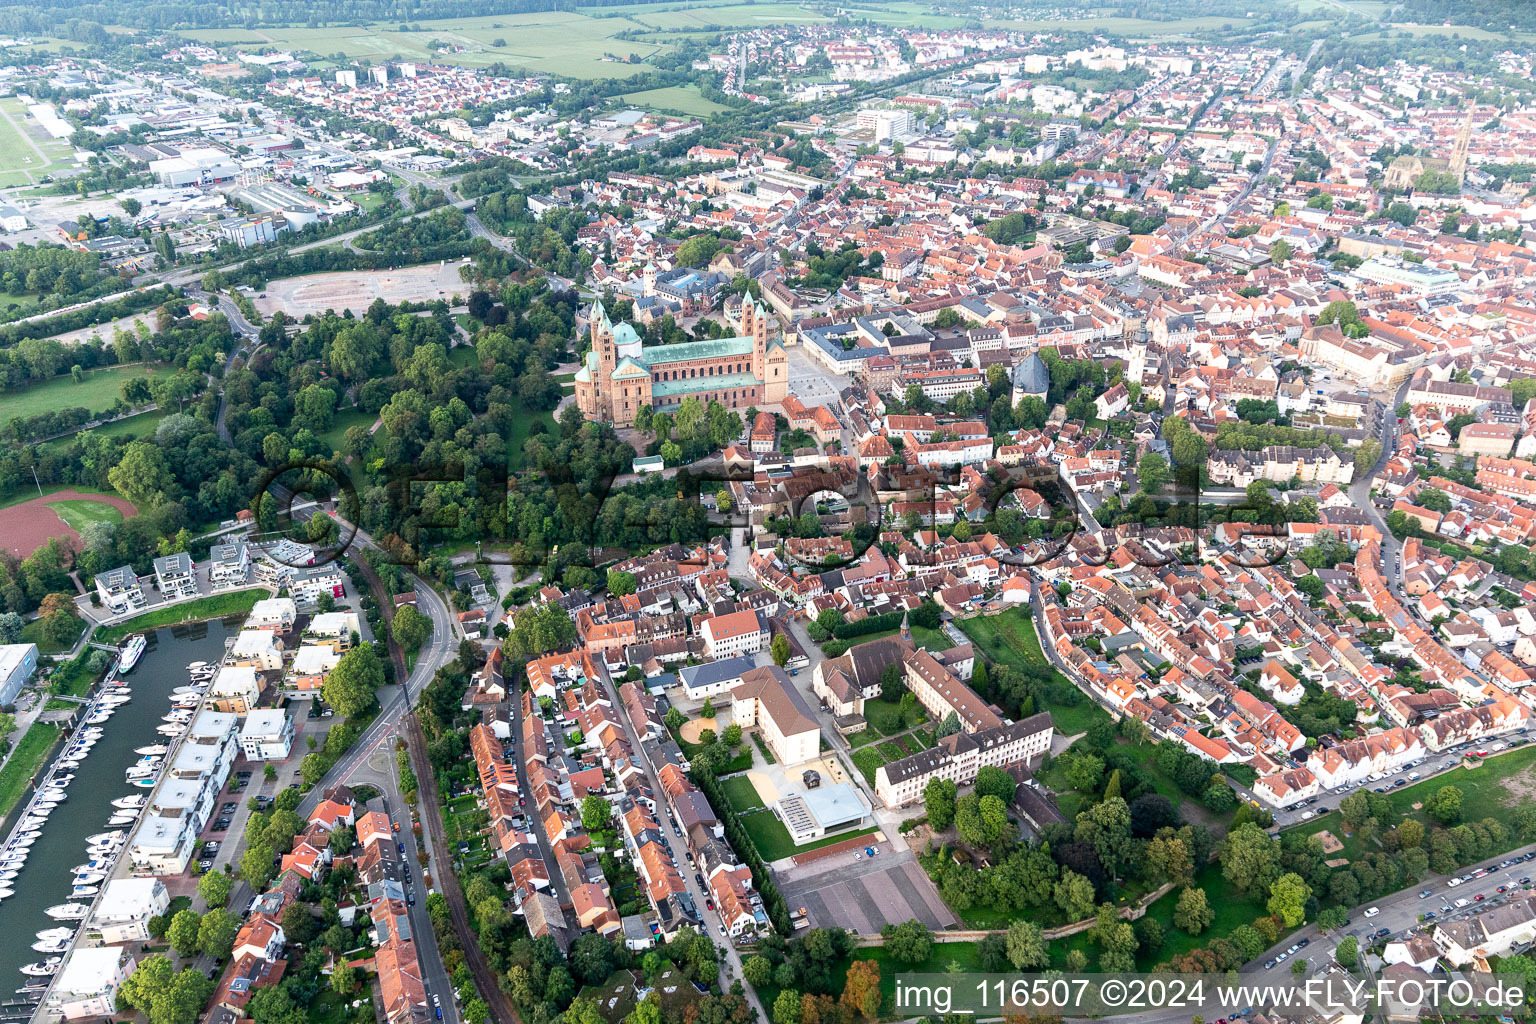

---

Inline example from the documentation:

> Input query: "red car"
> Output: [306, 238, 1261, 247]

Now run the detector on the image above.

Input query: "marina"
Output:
[0, 619, 239, 1003]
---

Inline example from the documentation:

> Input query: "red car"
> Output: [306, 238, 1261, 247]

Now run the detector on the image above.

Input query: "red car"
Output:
[1475, 893, 1486, 901]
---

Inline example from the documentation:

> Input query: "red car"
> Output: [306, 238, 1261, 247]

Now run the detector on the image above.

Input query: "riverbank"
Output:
[94, 588, 268, 645]
[0, 723, 60, 820]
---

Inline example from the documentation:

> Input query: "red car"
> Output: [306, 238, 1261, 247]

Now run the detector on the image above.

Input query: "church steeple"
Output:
[901, 609, 911, 645]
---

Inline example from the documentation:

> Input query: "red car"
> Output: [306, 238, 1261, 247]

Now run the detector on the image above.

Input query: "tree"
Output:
[879, 662, 905, 703]
[1065, 752, 1104, 792]
[198, 907, 239, 960]
[1268, 239, 1293, 265]
[331, 963, 362, 996]
[881, 920, 932, 966]
[924, 778, 957, 832]
[1055, 870, 1096, 921]
[771, 634, 791, 667]
[197, 869, 234, 908]
[240, 842, 275, 890]
[607, 569, 637, 596]
[392, 604, 431, 652]
[1004, 919, 1049, 969]
[167, 908, 202, 956]
[1334, 935, 1358, 968]
[1137, 452, 1170, 494]
[1220, 823, 1281, 899]
[743, 955, 773, 987]
[323, 642, 385, 718]
[109, 441, 176, 506]
[1266, 873, 1311, 928]
[974, 765, 1016, 803]
[841, 960, 881, 1020]
[1173, 887, 1213, 935]
[1424, 785, 1463, 824]
[581, 794, 612, 833]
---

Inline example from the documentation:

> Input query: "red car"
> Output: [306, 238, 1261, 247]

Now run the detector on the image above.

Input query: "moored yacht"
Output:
[118, 634, 146, 672]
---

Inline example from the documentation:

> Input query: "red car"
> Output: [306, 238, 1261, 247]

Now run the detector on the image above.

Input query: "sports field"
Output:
[0, 488, 137, 558]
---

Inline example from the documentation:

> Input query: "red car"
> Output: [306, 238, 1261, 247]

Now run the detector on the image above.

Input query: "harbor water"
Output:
[0, 618, 241, 1001]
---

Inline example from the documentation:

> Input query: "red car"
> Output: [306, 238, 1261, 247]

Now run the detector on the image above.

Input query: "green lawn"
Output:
[508, 400, 558, 470]
[619, 85, 730, 117]
[47, 647, 109, 697]
[21, 613, 83, 654]
[958, 607, 1111, 735]
[739, 806, 879, 862]
[48, 499, 125, 532]
[317, 408, 377, 456]
[721, 773, 765, 812]
[1293, 742, 1536, 864]
[0, 722, 60, 819]
[4, 364, 176, 422]
[95, 588, 267, 643]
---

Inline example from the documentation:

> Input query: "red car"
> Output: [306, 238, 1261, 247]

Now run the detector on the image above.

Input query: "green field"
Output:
[722, 773, 766, 812]
[48, 499, 125, 533]
[1295, 743, 1536, 863]
[318, 407, 378, 456]
[619, 85, 730, 117]
[957, 607, 1112, 735]
[96, 588, 267, 643]
[4, 364, 176, 423]
[177, 12, 673, 78]
[0, 97, 77, 187]
[0, 723, 60, 819]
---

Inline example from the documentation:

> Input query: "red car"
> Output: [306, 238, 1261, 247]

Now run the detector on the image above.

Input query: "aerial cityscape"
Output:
[1, 0, 1536, 1022]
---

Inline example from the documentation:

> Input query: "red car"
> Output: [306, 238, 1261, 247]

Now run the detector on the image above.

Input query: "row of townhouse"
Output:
[655, 762, 767, 938]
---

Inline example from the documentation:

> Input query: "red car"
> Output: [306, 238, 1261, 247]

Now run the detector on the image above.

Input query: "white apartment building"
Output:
[240, 709, 295, 761]
[92, 878, 170, 944]
[874, 714, 1053, 808]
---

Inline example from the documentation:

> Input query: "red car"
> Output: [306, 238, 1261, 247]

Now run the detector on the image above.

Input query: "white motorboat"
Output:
[10, 836, 37, 848]
[125, 767, 158, 781]
[31, 802, 58, 812]
[38, 789, 66, 802]
[49, 773, 74, 785]
[36, 928, 72, 942]
[132, 745, 168, 757]
[86, 833, 123, 846]
[131, 777, 156, 788]
[85, 712, 111, 725]
[71, 862, 107, 875]
[108, 813, 137, 826]
[70, 884, 99, 897]
[0, 871, 18, 883]
[71, 872, 105, 886]
[54, 759, 80, 770]
[31, 937, 70, 954]
[45, 904, 89, 920]
[20, 815, 49, 828]
[157, 725, 185, 737]
[0, 887, 14, 900]
[20, 960, 60, 978]
[118, 634, 146, 672]
[112, 794, 147, 809]
[162, 710, 193, 723]
[79, 727, 104, 738]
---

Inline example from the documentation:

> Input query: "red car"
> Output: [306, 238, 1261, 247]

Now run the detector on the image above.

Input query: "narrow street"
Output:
[594, 668, 767, 1022]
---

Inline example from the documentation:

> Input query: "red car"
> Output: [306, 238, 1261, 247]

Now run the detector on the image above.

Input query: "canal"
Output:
[0, 618, 241, 1001]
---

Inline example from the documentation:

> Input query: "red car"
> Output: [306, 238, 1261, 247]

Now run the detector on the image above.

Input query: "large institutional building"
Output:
[573, 296, 788, 427]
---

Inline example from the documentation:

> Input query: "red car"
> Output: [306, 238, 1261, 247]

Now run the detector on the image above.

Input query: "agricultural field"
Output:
[178, 12, 674, 78]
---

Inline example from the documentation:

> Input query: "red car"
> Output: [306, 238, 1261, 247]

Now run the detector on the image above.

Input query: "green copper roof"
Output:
[652, 371, 762, 400]
[641, 336, 754, 365]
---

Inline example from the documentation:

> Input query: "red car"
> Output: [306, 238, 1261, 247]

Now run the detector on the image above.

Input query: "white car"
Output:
[1455, 898, 1470, 908]
[1448, 877, 1463, 887]
[1364, 907, 1380, 917]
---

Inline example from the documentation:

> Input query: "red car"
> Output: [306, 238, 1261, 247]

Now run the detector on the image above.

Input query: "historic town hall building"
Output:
[573, 296, 788, 427]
